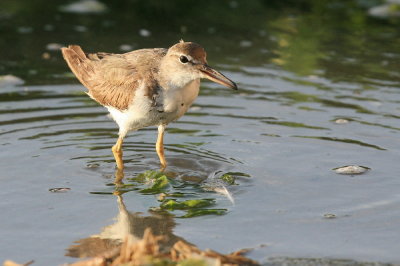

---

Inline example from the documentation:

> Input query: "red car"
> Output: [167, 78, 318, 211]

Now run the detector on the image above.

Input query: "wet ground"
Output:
[1, 1, 400, 265]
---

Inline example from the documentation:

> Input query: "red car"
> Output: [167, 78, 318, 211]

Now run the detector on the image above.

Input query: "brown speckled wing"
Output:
[61, 45, 165, 110]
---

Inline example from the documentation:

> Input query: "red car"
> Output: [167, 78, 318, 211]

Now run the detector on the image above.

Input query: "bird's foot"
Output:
[160, 162, 167, 172]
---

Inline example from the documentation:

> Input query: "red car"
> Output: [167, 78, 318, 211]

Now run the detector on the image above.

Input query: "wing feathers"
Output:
[61, 45, 141, 110]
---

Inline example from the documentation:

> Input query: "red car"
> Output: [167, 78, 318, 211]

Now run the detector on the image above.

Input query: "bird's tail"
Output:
[61, 45, 93, 88]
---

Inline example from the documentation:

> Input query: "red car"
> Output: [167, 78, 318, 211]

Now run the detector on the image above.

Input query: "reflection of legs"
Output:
[114, 168, 124, 186]
[156, 124, 167, 170]
[112, 137, 124, 170]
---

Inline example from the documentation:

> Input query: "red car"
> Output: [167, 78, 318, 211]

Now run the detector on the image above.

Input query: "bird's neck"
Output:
[158, 61, 197, 91]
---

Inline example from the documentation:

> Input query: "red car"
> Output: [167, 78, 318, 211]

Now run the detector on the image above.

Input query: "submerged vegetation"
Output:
[90, 170, 249, 218]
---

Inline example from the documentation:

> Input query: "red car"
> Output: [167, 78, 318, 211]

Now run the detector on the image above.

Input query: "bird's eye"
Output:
[179, 55, 189, 64]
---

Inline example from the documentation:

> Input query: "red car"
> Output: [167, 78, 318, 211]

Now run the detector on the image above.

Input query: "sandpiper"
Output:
[61, 40, 237, 170]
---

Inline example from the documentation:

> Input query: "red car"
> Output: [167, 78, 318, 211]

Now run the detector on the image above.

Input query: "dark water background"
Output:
[1, 0, 400, 265]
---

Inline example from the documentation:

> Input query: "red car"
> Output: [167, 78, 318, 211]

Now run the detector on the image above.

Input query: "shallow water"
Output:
[1, 1, 400, 265]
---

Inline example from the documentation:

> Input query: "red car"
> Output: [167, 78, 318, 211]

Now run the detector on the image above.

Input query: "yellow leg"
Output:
[112, 137, 124, 170]
[114, 168, 125, 186]
[156, 125, 167, 170]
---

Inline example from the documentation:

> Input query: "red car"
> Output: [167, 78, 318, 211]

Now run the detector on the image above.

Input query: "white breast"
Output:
[163, 79, 200, 118]
[106, 79, 200, 138]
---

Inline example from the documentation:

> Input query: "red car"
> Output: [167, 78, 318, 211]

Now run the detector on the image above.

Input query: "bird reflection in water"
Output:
[66, 193, 188, 258]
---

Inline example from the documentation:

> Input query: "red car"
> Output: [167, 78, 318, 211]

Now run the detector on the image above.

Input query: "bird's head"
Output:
[161, 40, 238, 90]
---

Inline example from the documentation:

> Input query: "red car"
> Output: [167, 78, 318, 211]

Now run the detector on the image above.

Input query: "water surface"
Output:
[1, 1, 400, 265]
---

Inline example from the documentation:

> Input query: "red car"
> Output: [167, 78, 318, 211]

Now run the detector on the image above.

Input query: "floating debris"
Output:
[239, 40, 253, 48]
[49, 187, 71, 193]
[114, 170, 239, 216]
[46, 43, 63, 51]
[213, 186, 235, 205]
[0, 75, 24, 87]
[334, 118, 349, 124]
[201, 171, 244, 205]
[59, 0, 108, 14]
[119, 44, 133, 52]
[139, 29, 151, 37]
[333, 165, 370, 175]
[368, 2, 400, 18]
[86, 163, 100, 168]
[323, 213, 336, 219]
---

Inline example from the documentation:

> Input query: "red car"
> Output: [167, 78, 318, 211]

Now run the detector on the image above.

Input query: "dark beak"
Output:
[200, 64, 238, 90]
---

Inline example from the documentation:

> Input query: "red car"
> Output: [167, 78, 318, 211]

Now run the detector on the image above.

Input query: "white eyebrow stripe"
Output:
[183, 54, 194, 61]
[191, 59, 201, 64]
